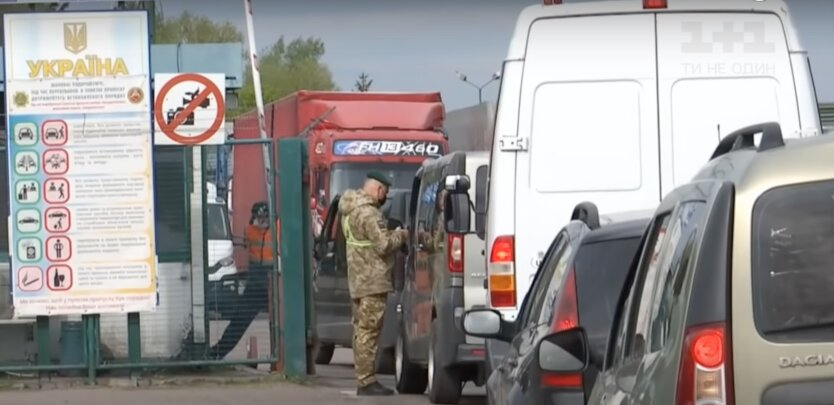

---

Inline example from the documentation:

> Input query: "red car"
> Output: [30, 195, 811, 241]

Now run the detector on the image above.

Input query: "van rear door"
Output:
[656, 12, 802, 193]
[513, 14, 662, 305]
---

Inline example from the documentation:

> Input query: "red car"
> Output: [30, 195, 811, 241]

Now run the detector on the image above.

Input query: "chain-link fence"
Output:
[0, 134, 282, 380]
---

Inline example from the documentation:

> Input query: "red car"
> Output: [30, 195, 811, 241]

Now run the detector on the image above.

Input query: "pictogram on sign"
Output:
[154, 73, 226, 146]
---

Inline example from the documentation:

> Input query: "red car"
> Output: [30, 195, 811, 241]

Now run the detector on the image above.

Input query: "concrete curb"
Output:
[0, 368, 313, 391]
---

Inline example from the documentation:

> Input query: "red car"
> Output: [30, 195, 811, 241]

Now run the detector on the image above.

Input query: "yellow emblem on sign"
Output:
[64, 22, 87, 54]
[13, 92, 28, 108]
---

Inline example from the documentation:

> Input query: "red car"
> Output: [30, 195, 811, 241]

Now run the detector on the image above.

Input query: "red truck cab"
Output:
[231, 90, 447, 256]
[302, 92, 447, 221]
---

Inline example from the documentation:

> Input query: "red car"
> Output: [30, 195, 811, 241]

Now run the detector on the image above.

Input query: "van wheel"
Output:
[314, 343, 335, 365]
[428, 320, 462, 404]
[395, 332, 427, 393]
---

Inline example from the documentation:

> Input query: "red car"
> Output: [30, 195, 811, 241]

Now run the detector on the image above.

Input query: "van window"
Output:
[656, 12, 798, 187]
[531, 82, 644, 193]
[752, 180, 834, 343]
[668, 79, 780, 185]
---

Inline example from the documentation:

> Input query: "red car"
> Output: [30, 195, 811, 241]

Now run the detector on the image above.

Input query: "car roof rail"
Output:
[570, 201, 600, 230]
[709, 121, 785, 161]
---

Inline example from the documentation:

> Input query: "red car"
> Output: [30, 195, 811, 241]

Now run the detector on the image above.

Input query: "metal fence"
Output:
[0, 136, 285, 382]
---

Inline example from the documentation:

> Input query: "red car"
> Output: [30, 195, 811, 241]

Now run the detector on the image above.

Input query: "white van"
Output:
[483, 0, 820, 369]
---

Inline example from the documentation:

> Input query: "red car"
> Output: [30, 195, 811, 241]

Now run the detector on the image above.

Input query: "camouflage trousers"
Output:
[352, 293, 387, 388]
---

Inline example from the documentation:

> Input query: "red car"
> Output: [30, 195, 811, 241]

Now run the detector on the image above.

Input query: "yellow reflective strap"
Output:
[342, 215, 373, 247]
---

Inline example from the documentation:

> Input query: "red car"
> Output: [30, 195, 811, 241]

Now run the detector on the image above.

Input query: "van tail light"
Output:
[675, 323, 734, 405]
[448, 234, 464, 273]
[643, 0, 667, 8]
[488, 235, 516, 308]
[541, 267, 582, 389]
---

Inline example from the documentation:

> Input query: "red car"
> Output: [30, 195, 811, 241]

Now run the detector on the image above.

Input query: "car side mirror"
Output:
[444, 192, 471, 234]
[461, 308, 514, 342]
[536, 327, 590, 373]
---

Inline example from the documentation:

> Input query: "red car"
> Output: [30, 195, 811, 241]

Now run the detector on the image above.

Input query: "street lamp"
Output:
[455, 70, 501, 104]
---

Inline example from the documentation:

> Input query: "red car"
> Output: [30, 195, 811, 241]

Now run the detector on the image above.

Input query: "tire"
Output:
[428, 320, 463, 404]
[375, 346, 395, 375]
[314, 343, 335, 365]
[394, 331, 428, 394]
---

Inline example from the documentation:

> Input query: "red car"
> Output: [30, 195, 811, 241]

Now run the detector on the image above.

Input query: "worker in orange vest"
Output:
[210, 201, 279, 360]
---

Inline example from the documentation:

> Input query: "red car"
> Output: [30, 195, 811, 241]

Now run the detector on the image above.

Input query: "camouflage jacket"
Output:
[339, 189, 407, 298]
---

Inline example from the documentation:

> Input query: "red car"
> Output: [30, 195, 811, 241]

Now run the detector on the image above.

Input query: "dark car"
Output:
[463, 202, 649, 405]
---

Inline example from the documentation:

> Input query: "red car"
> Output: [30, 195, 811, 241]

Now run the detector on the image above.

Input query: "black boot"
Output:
[357, 381, 395, 396]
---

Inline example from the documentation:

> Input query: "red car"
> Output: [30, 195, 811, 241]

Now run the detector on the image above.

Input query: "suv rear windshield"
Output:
[574, 236, 642, 358]
[752, 180, 834, 342]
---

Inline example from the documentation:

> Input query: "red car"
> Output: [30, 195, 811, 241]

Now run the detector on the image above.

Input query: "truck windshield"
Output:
[330, 162, 420, 196]
[207, 203, 231, 240]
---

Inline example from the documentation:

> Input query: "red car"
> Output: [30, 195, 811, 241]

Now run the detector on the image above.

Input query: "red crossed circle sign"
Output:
[154, 73, 225, 145]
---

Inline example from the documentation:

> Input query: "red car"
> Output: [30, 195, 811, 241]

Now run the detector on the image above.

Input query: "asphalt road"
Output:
[0, 348, 486, 405]
[320, 348, 487, 404]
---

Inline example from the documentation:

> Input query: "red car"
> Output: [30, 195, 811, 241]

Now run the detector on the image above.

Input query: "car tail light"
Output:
[540, 373, 582, 389]
[541, 267, 582, 389]
[675, 323, 734, 405]
[448, 234, 464, 273]
[643, 0, 667, 8]
[488, 235, 516, 308]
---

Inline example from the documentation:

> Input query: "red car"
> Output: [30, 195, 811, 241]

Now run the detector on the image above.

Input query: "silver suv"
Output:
[540, 122, 834, 405]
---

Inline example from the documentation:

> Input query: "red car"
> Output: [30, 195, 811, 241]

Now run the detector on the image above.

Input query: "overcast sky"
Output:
[122, 0, 834, 110]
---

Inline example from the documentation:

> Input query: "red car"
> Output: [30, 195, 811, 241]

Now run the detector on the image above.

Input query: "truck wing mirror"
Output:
[443, 174, 472, 234]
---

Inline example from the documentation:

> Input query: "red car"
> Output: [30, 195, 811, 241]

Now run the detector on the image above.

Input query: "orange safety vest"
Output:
[246, 220, 280, 265]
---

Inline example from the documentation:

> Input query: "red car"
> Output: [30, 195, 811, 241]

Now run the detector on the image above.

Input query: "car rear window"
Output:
[752, 180, 834, 343]
[574, 236, 642, 358]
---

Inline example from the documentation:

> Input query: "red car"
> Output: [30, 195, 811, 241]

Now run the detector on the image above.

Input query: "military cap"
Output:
[366, 171, 392, 188]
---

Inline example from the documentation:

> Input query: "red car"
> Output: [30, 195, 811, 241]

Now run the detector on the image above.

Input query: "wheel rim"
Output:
[395, 335, 403, 382]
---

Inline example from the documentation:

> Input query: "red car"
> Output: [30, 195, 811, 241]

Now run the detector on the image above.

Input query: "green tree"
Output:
[355, 72, 373, 92]
[151, 11, 242, 44]
[113, 2, 241, 44]
[234, 36, 336, 115]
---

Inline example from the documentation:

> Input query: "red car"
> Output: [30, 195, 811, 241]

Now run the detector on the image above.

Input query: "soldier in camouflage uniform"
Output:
[338, 172, 408, 396]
